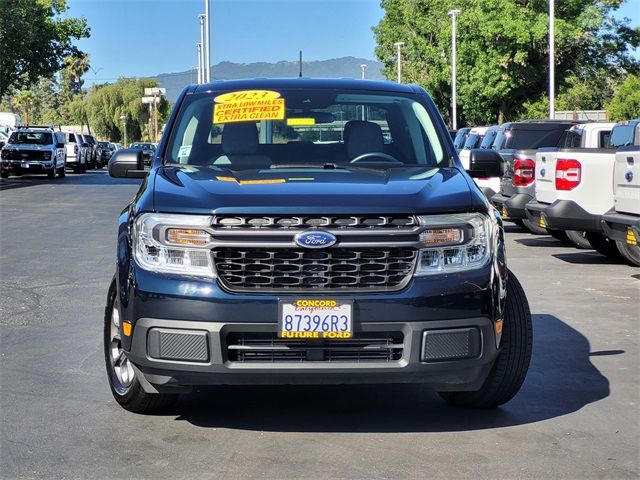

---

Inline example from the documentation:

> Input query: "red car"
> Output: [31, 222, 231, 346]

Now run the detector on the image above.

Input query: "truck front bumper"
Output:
[601, 210, 640, 243]
[1, 161, 54, 174]
[119, 264, 503, 393]
[491, 193, 532, 220]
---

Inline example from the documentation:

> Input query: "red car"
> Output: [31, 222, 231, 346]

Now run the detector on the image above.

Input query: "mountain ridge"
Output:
[156, 56, 385, 102]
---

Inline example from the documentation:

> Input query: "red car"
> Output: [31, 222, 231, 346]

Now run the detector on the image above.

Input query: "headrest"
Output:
[222, 123, 259, 155]
[344, 120, 384, 159]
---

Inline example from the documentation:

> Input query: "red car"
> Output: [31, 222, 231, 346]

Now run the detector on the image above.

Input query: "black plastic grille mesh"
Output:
[226, 332, 404, 363]
[213, 247, 417, 291]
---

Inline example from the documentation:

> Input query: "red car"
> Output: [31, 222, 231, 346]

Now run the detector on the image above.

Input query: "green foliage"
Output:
[373, 0, 640, 125]
[84, 77, 170, 142]
[519, 74, 619, 119]
[0, 0, 90, 95]
[606, 74, 640, 121]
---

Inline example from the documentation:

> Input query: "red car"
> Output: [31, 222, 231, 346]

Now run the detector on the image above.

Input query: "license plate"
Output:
[278, 299, 352, 339]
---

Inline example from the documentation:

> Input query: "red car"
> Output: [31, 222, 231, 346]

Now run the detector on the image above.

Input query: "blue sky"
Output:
[67, 0, 639, 82]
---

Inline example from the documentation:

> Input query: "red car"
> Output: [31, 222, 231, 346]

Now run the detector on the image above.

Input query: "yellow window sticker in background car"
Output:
[213, 90, 285, 124]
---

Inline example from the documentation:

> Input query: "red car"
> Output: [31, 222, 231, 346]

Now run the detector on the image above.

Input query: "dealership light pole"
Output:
[196, 43, 203, 84]
[360, 64, 367, 80]
[393, 42, 404, 83]
[448, 9, 461, 130]
[204, 0, 211, 82]
[549, 0, 555, 119]
[198, 14, 206, 84]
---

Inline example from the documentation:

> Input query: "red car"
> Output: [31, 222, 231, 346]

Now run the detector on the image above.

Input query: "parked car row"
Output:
[454, 119, 640, 266]
[0, 125, 121, 178]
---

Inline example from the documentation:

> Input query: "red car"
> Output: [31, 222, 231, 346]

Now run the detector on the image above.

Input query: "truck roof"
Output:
[193, 77, 422, 95]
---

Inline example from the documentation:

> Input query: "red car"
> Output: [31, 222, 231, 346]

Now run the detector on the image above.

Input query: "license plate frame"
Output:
[278, 299, 353, 339]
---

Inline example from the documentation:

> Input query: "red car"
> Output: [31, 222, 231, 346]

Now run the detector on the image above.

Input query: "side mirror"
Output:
[108, 149, 147, 178]
[56, 142, 65, 148]
[467, 149, 504, 178]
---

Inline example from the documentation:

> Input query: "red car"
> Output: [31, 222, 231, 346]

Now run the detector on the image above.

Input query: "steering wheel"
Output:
[350, 152, 402, 164]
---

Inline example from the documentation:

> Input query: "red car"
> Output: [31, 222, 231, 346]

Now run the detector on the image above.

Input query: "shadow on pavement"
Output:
[171, 314, 610, 432]
[515, 237, 572, 248]
[552, 252, 626, 265]
[0, 170, 142, 191]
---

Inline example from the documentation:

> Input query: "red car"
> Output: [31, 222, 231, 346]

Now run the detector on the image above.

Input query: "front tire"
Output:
[104, 281, 178, 413]
[566, 230, 591, 249]
[616, 241, 640, 267]
[47, 163, 56, 179]
[439, 270, 533, 408]
[584, 232, 622, 259]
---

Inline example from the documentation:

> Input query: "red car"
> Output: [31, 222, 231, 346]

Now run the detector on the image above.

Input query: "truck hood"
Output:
[151, 165, 481, 215]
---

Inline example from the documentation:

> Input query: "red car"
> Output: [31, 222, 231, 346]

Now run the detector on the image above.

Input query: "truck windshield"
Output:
[9, 132, 52, 145]
[164, 88, 446, 169]
[480, 130, 497, 148]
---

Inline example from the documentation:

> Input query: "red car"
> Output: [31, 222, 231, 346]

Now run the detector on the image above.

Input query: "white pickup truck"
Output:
[601, 136, 640, 265]
[524, 120, 638, 260]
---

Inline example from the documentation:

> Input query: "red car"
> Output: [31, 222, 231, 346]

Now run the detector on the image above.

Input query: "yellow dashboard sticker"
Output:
[213, 90, 285, 124]
[287, 118, 316, 126]
[239, 179, 286, 185]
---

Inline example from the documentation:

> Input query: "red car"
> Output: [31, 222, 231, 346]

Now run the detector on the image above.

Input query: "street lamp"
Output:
[393, 42, 404, 83]
[360, 64, 367, 80]
[120, 115, 127, 147]
[549, 0, 555, 119]
[448, 9, 461, 130]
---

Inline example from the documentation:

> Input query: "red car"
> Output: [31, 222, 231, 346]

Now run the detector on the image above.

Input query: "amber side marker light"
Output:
[166, 228, 210, 246]
[122, 321, 132, 337]
[495, 319, 503, 335]
[420, 228, 463, 245]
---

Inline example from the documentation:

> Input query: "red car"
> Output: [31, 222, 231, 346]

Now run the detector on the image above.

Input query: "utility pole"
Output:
[196, 42, 203, 84]
[448, 9, 461, 130]
[360, 64, 367, 80]
[204, 0, 211, 82]
[393, 42, 404, 83]
[549, 0, 555, 119]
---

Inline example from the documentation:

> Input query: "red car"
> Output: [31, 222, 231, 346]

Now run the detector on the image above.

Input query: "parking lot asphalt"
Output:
[1, 171, 638, 480]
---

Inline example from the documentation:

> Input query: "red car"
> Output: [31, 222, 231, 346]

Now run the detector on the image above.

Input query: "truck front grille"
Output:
[213, 215, 417, 230]
[213, 247, 417, 292]
[226, 332, 404, 363]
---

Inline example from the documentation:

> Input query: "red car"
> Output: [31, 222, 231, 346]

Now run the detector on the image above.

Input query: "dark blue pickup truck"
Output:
[105, 78, 532, 413]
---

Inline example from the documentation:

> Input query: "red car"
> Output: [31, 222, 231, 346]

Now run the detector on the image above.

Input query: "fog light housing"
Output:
[421, 328, 480, 362]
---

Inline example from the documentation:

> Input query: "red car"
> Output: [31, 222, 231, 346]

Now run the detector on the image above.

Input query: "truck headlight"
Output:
[414, 213, 491, 275]
[133, 213, 215, 277]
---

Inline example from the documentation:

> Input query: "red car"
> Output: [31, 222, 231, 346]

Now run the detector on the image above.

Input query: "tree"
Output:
[607, 74, 640, 121]
[0, 0, 90, 95]
[373, 0, 640, 125]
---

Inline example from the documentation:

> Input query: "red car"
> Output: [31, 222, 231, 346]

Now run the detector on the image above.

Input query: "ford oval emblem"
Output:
[294, 231, 337, 249]
[625, 171, 634, 182]
[540, 168, 546, 177]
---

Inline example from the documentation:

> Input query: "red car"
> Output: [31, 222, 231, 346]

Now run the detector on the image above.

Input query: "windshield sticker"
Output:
[286, 118, 316, 126]
[177, 145, 192, 157]
[213, 90, 285, 124]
